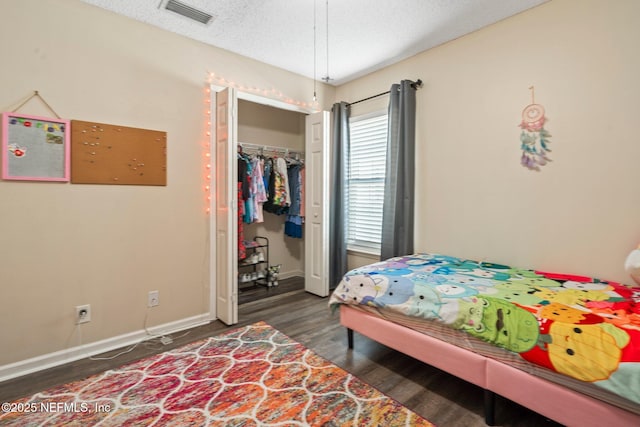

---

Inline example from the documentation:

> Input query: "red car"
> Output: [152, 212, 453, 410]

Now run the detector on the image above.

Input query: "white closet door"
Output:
[215, 87, 238, 325]
[304, 111, 330, 297]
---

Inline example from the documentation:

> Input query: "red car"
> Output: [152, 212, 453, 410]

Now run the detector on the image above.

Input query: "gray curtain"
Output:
[329, 102, 350, 289]
[380, 80, 417, 260]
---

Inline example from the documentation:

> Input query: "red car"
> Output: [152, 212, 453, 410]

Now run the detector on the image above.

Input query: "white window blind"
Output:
[347, 113, 388, 253]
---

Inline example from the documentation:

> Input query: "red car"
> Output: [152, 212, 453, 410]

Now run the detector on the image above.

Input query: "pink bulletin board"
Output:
[1, 112, 70, 182]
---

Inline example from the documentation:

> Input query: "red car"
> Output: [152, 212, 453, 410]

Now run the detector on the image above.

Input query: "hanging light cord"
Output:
[324, 0, 330, 82]
[313, 0, 317, 100]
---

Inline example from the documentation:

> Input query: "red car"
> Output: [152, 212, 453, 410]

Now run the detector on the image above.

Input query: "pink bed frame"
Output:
[340, 305, 640, 426]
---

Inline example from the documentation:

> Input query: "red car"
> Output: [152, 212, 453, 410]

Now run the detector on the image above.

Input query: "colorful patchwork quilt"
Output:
[329, 253, 640, 404]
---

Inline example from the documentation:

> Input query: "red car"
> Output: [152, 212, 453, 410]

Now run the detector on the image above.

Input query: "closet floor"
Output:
[238, 276, 304, 305]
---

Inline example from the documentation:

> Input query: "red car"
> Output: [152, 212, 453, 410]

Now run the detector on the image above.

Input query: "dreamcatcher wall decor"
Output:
[519, 86, 552, 171]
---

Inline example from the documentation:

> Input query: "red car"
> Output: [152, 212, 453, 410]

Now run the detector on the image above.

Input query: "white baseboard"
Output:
[280, 269, 304, 280]
[0, 313, 212, 383]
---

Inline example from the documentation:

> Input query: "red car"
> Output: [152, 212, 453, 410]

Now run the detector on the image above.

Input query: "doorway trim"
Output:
[208, 85, 318, 321]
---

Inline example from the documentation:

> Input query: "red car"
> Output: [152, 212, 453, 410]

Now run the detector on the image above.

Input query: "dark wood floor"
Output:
[1, 277, 563, 426]
[238, 275, 304, 304]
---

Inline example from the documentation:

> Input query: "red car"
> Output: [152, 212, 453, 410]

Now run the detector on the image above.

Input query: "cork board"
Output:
[71, 120, 166, 185]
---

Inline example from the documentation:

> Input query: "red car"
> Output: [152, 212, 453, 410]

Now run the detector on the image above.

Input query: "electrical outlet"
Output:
[76, 304, 91, 324]
[148, 290, 159, 308]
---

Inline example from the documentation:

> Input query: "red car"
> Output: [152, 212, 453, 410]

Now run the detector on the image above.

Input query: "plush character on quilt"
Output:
[329, 253, 640, 404]
[333, 274, 387, 305]
[456, 295, 539, 353]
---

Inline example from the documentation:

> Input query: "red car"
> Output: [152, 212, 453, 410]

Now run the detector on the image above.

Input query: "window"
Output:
[347, 112, 388, 253]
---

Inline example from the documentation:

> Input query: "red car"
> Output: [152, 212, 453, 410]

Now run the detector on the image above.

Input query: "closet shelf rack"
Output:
[238, 142, 303, 163]
[238, 236, 269, 287]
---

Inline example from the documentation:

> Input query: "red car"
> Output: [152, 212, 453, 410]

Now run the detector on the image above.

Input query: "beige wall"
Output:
[2, 0, 639, 372]
[0, 0, 332, 367]
[348, 250, 379, 271]
[238, 100, 305, 277]
[338, 0, 640, 283]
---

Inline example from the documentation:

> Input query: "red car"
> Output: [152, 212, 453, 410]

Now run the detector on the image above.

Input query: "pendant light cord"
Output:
[325, 0, 329, 82]
[313, 0, 317, 100]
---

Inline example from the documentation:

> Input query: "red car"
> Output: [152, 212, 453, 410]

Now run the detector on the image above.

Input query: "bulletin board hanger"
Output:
[12, 90, 62, 119]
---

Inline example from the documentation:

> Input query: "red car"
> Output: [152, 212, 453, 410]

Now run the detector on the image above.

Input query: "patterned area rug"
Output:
[1, 322, 434, 426]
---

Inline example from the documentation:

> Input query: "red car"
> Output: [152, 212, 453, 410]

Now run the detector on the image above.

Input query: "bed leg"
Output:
[484, 389, 496, 426]
[347, 328, 354, 349]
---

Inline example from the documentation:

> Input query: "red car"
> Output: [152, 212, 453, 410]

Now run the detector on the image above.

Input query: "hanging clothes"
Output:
[237, 146, 305, 239]
[286, 164, 302, 215]
[264, 156, 290, 215]
[300, 167, 305, 217]
[251, 157, 268, 222]
[243, 159, 254, 224]
[273, 157, 291, 207]
[237, 154, 251, 259]
[285, 164, 304, 238]
[284, 216, 303, 238]
[237, 154, 251, 201]
[263, 158, 271, 194]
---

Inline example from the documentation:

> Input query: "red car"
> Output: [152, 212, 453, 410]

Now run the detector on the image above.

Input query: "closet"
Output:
[236, 100, 306, 294]
[212, 86, 330, 325]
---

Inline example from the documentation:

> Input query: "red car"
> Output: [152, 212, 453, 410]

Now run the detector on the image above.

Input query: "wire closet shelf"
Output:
[238, 142, 304, 162]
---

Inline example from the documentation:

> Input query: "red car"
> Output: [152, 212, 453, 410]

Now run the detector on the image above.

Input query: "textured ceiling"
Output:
[80, 0, 548, 85]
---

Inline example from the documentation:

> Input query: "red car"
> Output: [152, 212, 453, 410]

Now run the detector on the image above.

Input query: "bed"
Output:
[329, 253, 640, 426]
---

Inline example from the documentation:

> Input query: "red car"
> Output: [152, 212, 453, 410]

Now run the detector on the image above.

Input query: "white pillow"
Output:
[624, 247, 640, 285]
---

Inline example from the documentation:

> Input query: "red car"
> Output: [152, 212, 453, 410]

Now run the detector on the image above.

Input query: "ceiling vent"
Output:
[160, 0, 214, 25]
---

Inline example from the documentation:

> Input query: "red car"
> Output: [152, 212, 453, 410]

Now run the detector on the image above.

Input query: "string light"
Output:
[203, 84, 212, 214]
[207, 72, 318, 109]
[203, 69, 320, 214]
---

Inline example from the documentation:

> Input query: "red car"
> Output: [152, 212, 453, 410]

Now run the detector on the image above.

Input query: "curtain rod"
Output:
[347, 79, 422, 106]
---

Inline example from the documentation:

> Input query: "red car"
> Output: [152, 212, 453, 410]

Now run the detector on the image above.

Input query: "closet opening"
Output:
[212, 85, 329, 326]
[236, 99, 307, 305]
